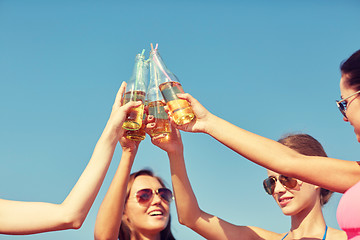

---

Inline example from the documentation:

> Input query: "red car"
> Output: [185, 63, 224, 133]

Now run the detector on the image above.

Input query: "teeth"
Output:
[149, 210, 163, 216]
[279, 198, 291, 203]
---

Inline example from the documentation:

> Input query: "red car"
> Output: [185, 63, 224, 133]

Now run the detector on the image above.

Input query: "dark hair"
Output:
[277, 134, 333, 206]
[118, 169, 175, 240]
[340, 49, 360, 90]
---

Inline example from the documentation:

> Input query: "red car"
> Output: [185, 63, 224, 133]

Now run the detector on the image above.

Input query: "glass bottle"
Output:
[147, 57, 171, 137]
[122, 50, 149, 131]
[149, 45, 194, 125]
[124, 101, 147, 141]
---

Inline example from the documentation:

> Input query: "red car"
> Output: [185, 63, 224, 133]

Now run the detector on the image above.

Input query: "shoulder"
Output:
[326, 227, 347, 240]
[247, 226, 285, 240]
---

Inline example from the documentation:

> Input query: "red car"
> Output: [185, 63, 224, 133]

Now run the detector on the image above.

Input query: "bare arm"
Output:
[0, 82, 141, 235]
[173, 93, 360, 193]
[94, 138, 140, 240]
[149, 125, 276, 240]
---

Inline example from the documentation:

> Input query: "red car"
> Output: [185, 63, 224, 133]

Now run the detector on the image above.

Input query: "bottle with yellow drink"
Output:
[149, 43, 194, 126]
[122, 50, 149, 131]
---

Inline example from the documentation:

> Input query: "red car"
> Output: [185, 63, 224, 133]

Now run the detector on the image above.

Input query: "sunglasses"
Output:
[336, 90, 360, 119]
[263, 175, 298, 195]
[133, 188, 173, 204]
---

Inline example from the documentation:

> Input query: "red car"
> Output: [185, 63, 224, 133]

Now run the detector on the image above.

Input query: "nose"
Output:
[273, 180, 286, 195]
[150, 192, 162, 205]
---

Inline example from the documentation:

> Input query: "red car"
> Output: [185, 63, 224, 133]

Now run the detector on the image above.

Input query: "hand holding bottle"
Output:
[165, 93, 214, 134]
[119, 133, 141, 155]
[106, 82, 143, 141]
[147, 118, 184, 155]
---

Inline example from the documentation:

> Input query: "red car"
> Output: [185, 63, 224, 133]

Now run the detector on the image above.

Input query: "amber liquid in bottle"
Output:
[148, 100, 171, 137]
[122, 91, 146, 130]
[125, 123, 146, 141]
[159, 82, 194, 125]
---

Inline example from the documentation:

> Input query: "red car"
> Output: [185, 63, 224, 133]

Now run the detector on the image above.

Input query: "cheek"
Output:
[125, 204, 145, 220]
[348, 101, 360, 121]
[296, 187, 317, 202]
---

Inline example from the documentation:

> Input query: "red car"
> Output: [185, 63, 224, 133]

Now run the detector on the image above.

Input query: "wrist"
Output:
[100, 125, 119, 147]
[202, 113, 217, 135]
[167, 148, 184, 158]
[122, 147, 138, 155]
[121, 149, 137, 162]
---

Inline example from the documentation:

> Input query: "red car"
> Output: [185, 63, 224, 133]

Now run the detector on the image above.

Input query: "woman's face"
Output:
[340, 75, 360, 142]
[123, 175, 170, 237]
[267, 170, 320, 216]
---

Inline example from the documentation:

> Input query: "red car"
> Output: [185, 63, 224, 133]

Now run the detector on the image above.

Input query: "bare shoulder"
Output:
[327, 227, 347, 240]
[247, 226, 285, 240]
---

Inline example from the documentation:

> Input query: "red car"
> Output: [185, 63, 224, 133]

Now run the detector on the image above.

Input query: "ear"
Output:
[122, 211, 130, 224]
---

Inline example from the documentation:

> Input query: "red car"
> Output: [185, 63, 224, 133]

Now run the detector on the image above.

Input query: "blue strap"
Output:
[281, 225, 327, 240]
[322, 225, 328, 240]
[281, 232, 288, 240]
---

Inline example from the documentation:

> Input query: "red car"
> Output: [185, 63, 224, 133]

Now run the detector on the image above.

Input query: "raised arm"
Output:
[94, 136, 140, 240]
[149, 124, 273, 240]
[0, 82, 141, 235]
[173, 93, 360, 193]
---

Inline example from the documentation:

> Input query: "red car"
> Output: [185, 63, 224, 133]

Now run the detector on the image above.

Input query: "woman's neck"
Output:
[289, 201, 326, 239]
[130, 232, 161, 240]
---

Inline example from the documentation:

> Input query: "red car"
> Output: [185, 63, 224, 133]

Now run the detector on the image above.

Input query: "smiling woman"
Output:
[94, 130, 176, 240]
[148, 122, 347, 240]
[119, 171, 175, 240]
[164, 49, 360, 239]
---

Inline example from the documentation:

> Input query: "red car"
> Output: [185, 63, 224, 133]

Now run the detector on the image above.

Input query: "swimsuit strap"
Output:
[281, 232, 289, 240]
[281, 225, 327, 240]
[322, 225, 328, 240]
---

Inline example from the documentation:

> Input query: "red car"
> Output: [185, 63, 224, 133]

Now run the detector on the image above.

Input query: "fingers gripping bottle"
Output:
[149, 44, 195, 125]
[124, 101, 147, 141]
[147, 55, 171, 137]
[122, 50, 149, 131]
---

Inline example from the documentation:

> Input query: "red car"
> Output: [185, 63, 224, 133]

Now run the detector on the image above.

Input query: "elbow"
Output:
[62, 214, 85, 230]
[178, 216, 187, 226]
[59, 208, 87, 230]
[70, 219, 84, 230]
[94, 229, 117, 240]
[177, 212, 199, 229]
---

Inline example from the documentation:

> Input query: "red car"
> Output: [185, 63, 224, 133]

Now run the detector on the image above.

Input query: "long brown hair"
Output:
[278, 134, 333, 206]
[340, 49, 360, 90]
[118, 169, 176, 240]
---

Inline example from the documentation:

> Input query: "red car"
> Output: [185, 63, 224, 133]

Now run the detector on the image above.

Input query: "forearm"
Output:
[205, 114, 294, 169]
[60, 124, 119, 228]
[94, 150, 135, 240]
[168, 151, 203, 227]
[205, 114, 360, 192]
[0, 199, 71, 235]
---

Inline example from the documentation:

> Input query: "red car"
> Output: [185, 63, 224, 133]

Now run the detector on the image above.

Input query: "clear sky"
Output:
[1, 1, 360, 239]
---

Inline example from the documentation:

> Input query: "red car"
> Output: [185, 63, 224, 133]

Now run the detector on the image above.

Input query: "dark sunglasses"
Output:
[134, 188, 173, 204]
[263, 175, 298, 195]
[336, 90, 360, 119]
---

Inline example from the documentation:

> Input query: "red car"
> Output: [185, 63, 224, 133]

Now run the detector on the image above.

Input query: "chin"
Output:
[280, 206, 301, 216]
[356, 133, 360, 143]
[281, 210, 294, 216]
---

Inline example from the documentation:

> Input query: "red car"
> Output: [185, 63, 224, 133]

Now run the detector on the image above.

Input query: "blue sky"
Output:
[1, 1, 360, 239]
